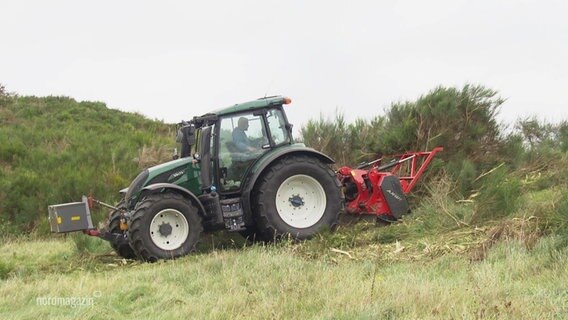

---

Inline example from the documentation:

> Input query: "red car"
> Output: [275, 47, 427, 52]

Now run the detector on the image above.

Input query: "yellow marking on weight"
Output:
[71, 216, 81, 221]
[57, 217, 62, 224]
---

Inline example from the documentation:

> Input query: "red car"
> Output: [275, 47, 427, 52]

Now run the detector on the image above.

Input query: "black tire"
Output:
[252, 155, 344, 241]
[108, 205, 137, 259]
[127, 192, 203, 262]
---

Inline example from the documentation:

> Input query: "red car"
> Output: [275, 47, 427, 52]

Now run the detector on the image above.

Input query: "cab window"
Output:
[218, 113, 268, 192]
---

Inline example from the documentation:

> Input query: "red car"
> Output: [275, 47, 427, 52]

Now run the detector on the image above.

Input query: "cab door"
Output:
[216, 112, 269, 193]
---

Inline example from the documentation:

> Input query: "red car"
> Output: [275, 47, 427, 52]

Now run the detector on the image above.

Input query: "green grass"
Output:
[1, 229, 567, 319]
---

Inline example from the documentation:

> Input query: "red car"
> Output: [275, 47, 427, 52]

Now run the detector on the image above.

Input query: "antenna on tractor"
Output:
[264, 78, 274, 98]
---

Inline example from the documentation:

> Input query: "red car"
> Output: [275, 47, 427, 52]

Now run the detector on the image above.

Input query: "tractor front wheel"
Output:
[127, 192, 202, 262]
[252, 155, 343, 241]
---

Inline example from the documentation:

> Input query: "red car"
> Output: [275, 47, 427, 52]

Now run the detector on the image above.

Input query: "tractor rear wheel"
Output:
[252, 155, 343, 241]
[108, 203, 136, 259]
[127, 192, 203, 262]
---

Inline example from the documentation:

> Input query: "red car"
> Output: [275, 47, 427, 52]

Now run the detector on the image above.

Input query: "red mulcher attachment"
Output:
[337, 147, 443, 222]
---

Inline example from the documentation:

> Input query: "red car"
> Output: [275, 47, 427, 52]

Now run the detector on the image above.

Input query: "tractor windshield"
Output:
[265, 109, 290, 146]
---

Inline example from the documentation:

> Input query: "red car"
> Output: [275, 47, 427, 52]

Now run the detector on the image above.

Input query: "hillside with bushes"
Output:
[0, 84, 176, 234]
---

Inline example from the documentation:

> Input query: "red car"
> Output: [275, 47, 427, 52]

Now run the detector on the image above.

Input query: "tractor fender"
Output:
[241, 147, 335, 225]
[140, 183, 207, 218]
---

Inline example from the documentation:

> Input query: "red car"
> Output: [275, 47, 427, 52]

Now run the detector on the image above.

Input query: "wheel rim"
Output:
[275, 174, 327, 229]
[149, 209, 190, 250]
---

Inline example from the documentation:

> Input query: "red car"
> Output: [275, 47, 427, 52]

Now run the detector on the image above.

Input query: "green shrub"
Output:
[472, 166, 523, 224]
[447, 159, 478, 196]
[532, 188, 568, 249]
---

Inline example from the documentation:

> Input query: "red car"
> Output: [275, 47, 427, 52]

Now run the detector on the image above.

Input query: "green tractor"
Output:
[92, 96, 343, 261]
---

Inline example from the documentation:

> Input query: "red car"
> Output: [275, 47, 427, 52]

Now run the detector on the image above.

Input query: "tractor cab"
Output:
[214, 105, 292, 192]
[179, 96, 295, 194]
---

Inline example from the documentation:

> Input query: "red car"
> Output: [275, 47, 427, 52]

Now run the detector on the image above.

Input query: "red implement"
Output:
[337, 147, 443, 221]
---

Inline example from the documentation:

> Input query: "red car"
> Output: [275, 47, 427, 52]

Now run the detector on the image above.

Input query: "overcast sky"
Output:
[1, 0, 566, 132]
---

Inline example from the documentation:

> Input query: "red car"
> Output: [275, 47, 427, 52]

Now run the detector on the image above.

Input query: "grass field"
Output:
[1, 219, 566, 319]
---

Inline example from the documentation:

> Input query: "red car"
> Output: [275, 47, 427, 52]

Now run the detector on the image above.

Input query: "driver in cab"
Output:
[232, 117, 257, 152]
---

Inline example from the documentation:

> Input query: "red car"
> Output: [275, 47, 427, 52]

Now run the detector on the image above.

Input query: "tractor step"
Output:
[220, 198, 246, 231]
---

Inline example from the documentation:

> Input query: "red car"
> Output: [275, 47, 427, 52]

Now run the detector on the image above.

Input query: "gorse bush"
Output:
[300, 113, 357, 165]
[301, 85, 504, 166]
[472, 166, 523, 224]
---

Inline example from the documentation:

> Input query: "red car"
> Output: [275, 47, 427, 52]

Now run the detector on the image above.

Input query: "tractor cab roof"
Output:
[191, 96, 290, 128]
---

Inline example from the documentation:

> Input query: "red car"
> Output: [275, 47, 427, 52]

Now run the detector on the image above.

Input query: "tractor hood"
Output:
[124, 157, 199, 209]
